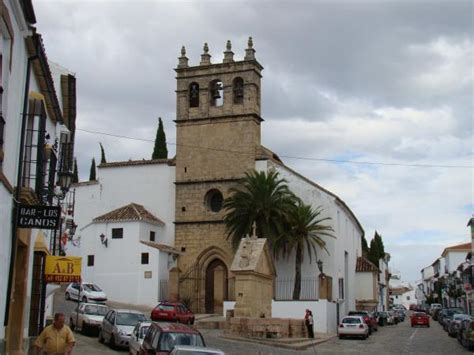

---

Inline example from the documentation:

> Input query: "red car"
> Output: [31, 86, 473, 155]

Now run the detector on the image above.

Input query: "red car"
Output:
[151, 302, 195, 324]
[411, 312, 430, 327]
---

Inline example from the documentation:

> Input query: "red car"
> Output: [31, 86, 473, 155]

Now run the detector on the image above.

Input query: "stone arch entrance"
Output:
[205, 258, 228, 314]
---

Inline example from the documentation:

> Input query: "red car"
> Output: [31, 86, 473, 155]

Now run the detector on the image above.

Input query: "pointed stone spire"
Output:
[177, 45, 188, 68]
[244, 36, 256, 61]
[223, 39, 234, 63]
[200, 42, 211, 65]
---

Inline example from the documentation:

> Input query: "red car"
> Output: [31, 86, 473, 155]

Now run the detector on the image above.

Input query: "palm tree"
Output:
[274, 201, 335, 300]
[223, 170, 297, 250]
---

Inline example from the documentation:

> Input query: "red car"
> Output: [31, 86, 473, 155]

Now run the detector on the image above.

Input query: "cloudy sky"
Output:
[34, 0, 473, 283]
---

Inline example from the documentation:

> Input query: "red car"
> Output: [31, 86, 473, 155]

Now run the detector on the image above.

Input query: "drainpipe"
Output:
[4, 53, 37, 326]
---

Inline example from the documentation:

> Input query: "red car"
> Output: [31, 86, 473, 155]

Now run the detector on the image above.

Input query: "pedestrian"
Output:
[34, 312, 75, 355]
[305, 309, 314, 338]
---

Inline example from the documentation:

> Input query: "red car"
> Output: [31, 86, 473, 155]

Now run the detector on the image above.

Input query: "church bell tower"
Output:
[173, 38, 264, 313]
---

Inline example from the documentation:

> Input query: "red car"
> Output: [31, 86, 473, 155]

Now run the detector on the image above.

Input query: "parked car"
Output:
[376, 311, 388, 326]
[70, 303, 109, 335]
[140, 322, 206, 354]
[347, 311, 378, 334]
[438, 308, 463, 326]
[392, 309, 405, 322]
[432, 308, 442, 321]
[169, 346, 225, 355]
[410, 312, 430, 327]
[129, 321, 152, 355]
[151, 302, 195, 325]
[430, 303, 442, 316]
[458, 318, 474, 351]
[409, 304, 417, 311]
[65, 282, 107, 303]
[447, 314, 471, 337]
[99, 309, 147, 349]
[338, 316, 369, 340]
[442, 309, 464, 331]
[387, 311, 398, 325]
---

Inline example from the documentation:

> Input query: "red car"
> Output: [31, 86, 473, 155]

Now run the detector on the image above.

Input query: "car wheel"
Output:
[82, 323, 88, 335]
[109, 334, 116, 349]
[70, 318, 75, 331]
[338, 335, 344, 339]
[82, 296, 88, 303]
[65, 292, 71, 301]
[98, 330, 104, 343]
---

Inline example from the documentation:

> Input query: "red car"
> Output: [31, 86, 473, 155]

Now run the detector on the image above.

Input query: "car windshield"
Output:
[342, 318, 361, 324]
[116, 312, 146, 326]
[83, 284, 102, 292]
[414, 313, 426, 317]
[446, 310, 462, 316]
[159, 332, 204, 351]
[453, 315, 470, 320]
[159, 304, 175, 311]
[84, 305, 108, 316]
[348, 312, 367, 316]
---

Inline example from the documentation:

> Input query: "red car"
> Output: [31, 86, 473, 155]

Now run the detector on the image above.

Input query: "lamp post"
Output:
[52, 170, 73, 255]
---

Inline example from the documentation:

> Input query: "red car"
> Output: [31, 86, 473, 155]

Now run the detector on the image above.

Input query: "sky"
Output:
[34, 0, 473, 284]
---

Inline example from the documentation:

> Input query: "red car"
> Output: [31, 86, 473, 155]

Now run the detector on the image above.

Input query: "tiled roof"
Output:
[140, 240, 181, 255]
[93, 203, 165, 225]
[356, 256, 379, 273]
[255, 145, 282, 163]
[390, 286, 412, 296]
[441, 242, 471, 257]
[98, 158, 175, 168]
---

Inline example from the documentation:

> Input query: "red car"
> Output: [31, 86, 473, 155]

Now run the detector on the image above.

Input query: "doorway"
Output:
[204, 259, 228, 314]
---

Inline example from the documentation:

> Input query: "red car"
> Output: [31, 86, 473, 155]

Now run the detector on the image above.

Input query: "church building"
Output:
[71, 38, 364, 333]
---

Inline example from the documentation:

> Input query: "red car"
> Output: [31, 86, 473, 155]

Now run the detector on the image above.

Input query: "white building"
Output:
[389, 270, 417, 308]
[354, 256, 379, 311]
[378, 253, 391, 311]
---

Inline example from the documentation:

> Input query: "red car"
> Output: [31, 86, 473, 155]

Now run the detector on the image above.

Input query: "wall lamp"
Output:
[317, 259, 323, 274]
[99, 233, 108, 248]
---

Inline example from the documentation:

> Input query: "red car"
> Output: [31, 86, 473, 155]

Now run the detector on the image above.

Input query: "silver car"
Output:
[70, 303, 108, 335]
[129, 321, 152, 355]
[99, 309, 147, 349]
[170, 345, 226, 355]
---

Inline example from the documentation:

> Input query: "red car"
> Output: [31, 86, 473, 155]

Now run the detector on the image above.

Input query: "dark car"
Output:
[140, 322, 205, 354]
[448, 314, 471, 337]
[458, 318, 474, 351]
[438, 308, 463, 326]
[151, 303, 195, 325]
[347, 311, 378, 334]
[375, 311, 388, 326]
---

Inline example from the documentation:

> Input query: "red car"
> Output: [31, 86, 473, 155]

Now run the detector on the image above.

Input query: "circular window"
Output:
[205, 189, 223, 213]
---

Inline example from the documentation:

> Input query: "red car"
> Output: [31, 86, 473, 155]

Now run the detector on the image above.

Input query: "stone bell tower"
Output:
[173, 38, 263, 313]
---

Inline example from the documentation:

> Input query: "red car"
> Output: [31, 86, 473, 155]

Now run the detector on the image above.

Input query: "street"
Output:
[55, 294, 469, 355]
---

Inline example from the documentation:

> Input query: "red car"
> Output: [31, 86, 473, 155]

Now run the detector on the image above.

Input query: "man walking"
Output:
[34, 312, 75, 354]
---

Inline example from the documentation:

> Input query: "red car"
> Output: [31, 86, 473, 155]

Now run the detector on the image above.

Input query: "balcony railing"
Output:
[274, 277, 319, 301]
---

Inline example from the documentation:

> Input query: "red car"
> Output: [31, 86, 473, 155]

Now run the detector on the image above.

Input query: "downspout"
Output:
[4, 52, 37, 326]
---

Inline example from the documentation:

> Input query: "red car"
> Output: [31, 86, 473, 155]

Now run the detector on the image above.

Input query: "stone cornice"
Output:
[175, 113, 263, 124]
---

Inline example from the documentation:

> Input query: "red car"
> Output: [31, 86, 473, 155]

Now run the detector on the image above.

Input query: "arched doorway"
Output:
[205, 259, 228, 314]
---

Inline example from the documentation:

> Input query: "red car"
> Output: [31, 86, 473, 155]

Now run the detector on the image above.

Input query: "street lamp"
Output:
[317, 259, 323, 274]
[99, 233, 108, 248]
[58, 170, 73, 195]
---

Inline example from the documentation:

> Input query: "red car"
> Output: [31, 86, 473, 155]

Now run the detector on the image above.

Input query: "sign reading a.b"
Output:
[45, 256, 82, 283]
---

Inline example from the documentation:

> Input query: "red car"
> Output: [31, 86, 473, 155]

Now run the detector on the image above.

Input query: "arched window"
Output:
[205, 189, 223, 212]
[233, 77, 244, 104]
[209, 79, 223, 107]
[189, 82, 199, 108]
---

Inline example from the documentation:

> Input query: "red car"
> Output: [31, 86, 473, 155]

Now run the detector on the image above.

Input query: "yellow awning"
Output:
[34, 231, 50, 255]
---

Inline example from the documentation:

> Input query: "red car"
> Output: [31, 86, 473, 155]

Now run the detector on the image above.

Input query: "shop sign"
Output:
[45, 256, 82, 283]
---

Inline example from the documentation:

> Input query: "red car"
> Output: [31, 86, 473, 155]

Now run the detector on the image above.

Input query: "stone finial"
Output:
[245, 36, 256, 61]
[177, 45, 188, 68]
[223, 39, 234, 63]
[250, 221, 258, 240]
[200, 42, 211, 65]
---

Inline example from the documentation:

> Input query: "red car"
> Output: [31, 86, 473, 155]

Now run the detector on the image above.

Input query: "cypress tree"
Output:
[72, 158, 79, 183]
[89, 158, 96, 181]
[152, 117, 168, 159]
[361, 234, 369, 257]
[100, 143, 107, 164]
[368, 238, 379, 266]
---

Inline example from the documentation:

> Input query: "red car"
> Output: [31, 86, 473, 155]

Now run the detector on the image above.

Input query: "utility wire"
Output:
[76, 128, 474, 169]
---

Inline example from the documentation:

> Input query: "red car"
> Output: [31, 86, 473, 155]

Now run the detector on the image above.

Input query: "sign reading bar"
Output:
[17, 205, 61, 230]
[45, 256, 82, 283]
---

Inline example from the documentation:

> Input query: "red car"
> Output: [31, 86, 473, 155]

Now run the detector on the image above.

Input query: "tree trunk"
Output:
[293, 243, 302, 300]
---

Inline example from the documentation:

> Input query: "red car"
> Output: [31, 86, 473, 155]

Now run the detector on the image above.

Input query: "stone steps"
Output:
[220, 334, 335, 350]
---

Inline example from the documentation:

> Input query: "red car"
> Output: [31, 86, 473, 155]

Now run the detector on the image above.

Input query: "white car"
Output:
[338, 316, 369, 339]
[70, 303, 109, 334]
[65, 282, 107, 303]
[129, 321, 151, 355]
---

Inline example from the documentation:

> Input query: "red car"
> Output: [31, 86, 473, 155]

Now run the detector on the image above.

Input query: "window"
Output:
[87, 255, 94, 267]
[233, 77, 244, 104]
[150, 231, 155, 242]
[205, 189, 223, 213]
[209, 79, 223, 107]
[189, 82, 199, 107]
[141, 253, 149, 265]
[112, 228, 123, 239]
[338, 278, 344, 300]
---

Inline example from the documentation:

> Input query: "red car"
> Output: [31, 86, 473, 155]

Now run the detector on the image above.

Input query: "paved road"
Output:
[54, 294, 469, 354]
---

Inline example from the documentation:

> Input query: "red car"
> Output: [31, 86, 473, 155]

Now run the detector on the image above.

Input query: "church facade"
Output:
[71, 39, 364, 330]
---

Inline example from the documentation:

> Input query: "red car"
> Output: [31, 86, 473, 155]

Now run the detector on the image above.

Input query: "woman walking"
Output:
[305, 309, 314, 338]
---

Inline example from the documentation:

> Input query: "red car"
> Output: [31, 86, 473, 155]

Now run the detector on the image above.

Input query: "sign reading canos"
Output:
[45, 256, 82, 283]
[17, 205, 61, 230]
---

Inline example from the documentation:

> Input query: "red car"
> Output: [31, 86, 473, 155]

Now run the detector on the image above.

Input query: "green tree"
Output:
[368, 231, 385, 266]
[72, 158, 79, 183]
[361, 234, 369, 257]
[223, 170, 297, 250]
[152, 117, 168, 159]
[99, 142, 107, 164]
[274, 201, 335, 300]
[89, 158, 96, 181]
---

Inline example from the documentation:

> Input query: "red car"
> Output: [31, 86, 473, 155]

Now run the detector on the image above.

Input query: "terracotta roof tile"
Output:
[441, 242, 471, 257]
[140, 240, 181, 255]
[356, 256, 379, 272]
[93, 203, 165, 225]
